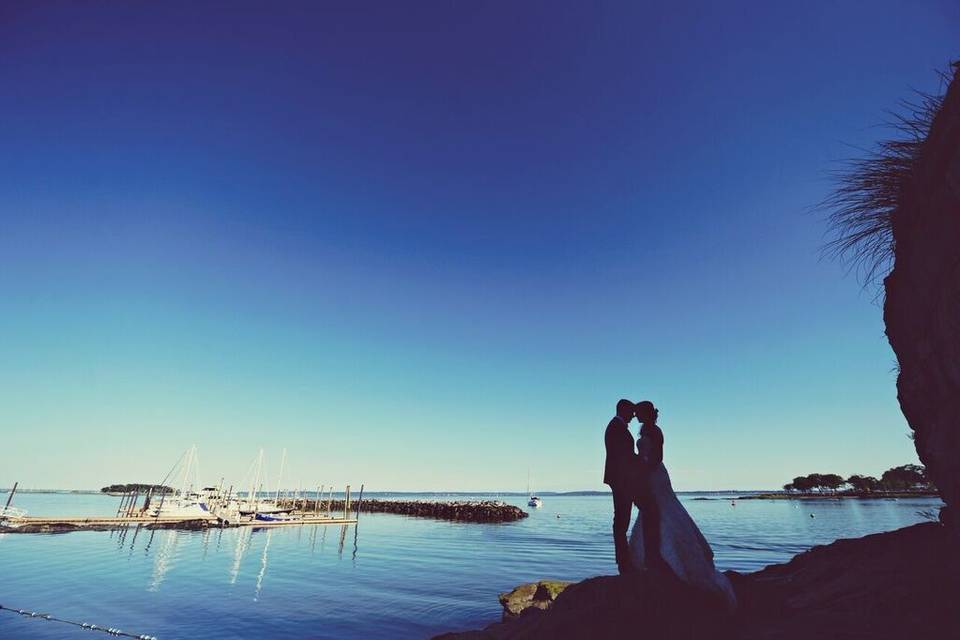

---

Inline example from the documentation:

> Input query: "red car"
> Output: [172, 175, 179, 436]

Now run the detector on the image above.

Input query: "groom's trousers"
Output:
[611, 482, 664, 573]
[611, 485, 634, 573]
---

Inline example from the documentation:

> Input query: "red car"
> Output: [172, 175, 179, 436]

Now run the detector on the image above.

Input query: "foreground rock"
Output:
[437, 522, 960, 639]
[498, 580, 573, 617]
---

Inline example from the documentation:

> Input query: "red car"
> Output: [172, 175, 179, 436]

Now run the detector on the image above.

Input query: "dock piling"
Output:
[4, 481, 18, 512]
[126, 490, 140, 517]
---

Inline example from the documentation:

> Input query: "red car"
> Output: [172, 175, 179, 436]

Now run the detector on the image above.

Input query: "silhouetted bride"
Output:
[629, 401, 737, 609]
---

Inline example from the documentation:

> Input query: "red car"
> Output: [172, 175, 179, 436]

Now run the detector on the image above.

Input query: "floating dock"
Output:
[0, 478, 362, 534]
[2, 513, 358, 534]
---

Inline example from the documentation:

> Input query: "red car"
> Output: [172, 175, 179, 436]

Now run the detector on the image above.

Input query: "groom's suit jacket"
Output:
[603, 416, 634, 488]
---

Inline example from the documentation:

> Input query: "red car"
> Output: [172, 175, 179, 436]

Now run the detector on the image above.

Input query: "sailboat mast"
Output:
[251, 448, 263, 511]
[179, 446, 194, 497]
[275, 448, 286, 504]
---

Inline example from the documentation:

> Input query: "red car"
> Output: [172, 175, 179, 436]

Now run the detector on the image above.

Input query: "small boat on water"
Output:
[253, 512, 299, 522]
[526, 470, 543, 508]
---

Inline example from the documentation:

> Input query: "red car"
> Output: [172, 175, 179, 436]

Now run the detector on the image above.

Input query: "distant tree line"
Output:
[783, 465, 933, 493]
[100, 483, 174, 494]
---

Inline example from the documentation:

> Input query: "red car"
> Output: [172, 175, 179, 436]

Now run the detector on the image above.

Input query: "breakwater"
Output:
[284, 498, 528, 523]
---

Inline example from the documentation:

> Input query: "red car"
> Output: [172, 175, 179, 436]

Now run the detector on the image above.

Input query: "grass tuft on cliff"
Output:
[820, 67, 951, 290]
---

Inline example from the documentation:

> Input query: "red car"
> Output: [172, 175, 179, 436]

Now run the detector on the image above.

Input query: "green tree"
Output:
[787, 473, 847, 493]
[820, 474, 845, 491]
[790, 475, 814, 492]
[880, 465, 929, 491]
[100, 483, 173, 494]
[846, 474, 881, 492]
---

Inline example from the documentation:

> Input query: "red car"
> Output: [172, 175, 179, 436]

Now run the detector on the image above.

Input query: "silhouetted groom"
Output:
[604, 398, 637, 574]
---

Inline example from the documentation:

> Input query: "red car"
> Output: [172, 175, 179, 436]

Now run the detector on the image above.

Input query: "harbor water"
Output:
[0, 492, 941, 638]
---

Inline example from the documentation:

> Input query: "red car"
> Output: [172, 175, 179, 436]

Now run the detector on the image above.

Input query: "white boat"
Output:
[0, 505, 26, 527]
[145, 446, 220, 518]
[148, 492, 211, 517]
[253, 511, 299, 522]
[526, 470, 543, 508]
[234, 448, 296, 519]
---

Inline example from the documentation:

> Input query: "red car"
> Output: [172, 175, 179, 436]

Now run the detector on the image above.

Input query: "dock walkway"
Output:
[2, 513, 357, 533]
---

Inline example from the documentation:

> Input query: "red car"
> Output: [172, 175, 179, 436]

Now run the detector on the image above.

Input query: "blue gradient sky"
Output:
[1, 2, 957, 491]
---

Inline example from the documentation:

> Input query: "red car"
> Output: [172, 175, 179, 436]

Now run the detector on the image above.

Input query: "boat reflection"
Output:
[148, 530, 181, 592]
[111, 521, 359, 598]
[229, 526, 253, 585]
[254, 529, 272, 601]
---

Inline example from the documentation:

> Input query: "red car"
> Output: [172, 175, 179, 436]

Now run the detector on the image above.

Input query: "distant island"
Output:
[100, 483, 174, 495]
[743, 464, 938, 499]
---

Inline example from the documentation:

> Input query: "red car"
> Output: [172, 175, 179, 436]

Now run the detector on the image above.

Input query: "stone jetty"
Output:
[287, 498, 528, 523]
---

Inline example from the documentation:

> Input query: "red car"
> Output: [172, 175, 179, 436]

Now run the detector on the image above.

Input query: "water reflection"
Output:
[229, 527, 253, 585]
[149, 530, 181, 592]
[122, 523, 361, 600]
[127, 524, 143, 557]
[352, 521, 360, 563]
[3, 494, 941, 640]
[254, 529, 272, 601]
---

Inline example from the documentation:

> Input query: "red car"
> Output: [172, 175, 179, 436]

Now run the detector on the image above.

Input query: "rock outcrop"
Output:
[498, 580, 573, 618]
[437, 522, 960, 639]
[884, 64, 960, 531]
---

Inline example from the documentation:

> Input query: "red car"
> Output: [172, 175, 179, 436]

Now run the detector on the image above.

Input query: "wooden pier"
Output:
[1, 481, 360, 534]
[2, 513, 357, 534]
[1, 466, 363, 535]
[18, 515, 217, 526]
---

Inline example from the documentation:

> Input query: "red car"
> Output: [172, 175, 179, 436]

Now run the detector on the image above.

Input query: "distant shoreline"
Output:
[1, 488, 778, 496]
[4, 489, 940, 498]
[739, 490, 940, 500]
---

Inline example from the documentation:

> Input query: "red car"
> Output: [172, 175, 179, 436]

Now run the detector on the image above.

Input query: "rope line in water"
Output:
[0, 603, 158, 639]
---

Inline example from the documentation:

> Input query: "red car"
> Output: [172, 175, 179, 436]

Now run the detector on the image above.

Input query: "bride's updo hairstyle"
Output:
[635, 401, 657, 425]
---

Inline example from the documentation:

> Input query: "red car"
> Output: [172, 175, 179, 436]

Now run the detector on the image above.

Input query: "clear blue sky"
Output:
[1, 2, 956, 491]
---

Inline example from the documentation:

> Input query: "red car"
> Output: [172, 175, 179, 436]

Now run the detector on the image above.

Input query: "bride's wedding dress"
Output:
[629, 462, 737, 610]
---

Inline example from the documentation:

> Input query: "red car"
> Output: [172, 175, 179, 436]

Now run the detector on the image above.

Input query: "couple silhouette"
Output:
[603, 399, 737, 608]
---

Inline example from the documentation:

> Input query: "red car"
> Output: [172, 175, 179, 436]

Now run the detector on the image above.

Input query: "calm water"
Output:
[0, 492, 940, 639]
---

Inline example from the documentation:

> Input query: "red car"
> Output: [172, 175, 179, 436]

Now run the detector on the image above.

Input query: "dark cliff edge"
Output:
[435, 522, 959, 639]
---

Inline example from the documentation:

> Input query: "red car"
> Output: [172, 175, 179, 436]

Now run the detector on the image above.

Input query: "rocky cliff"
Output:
[884, 64, 960, 529]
